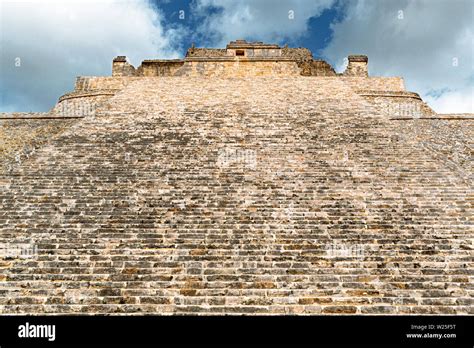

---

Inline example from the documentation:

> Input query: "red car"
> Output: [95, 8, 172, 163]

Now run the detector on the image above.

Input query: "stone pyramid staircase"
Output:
[0, 77, 472, 314]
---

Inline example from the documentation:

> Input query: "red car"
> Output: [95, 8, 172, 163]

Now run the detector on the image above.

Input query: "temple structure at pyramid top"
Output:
[111, 39, 363, 78]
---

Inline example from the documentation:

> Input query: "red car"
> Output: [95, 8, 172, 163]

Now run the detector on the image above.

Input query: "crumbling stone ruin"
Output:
[0, 40, 472, 315]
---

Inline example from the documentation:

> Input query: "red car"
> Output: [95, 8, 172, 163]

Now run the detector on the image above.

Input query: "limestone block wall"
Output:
[52, 92, 115, 116]
[137, 60, 184, 77]
[358, 91, 436, 118]
[53, 77, 140, 116]
[281, 47, 313, 61]
[392, 118, 473, 182]
[344, 55, 368, 77]
[175, 60, 301, 77]
[339, 77, 434, 118]
[112, 56, 136, 77]
[186, 48, 227, 57]
[0, 117, 76, 173]
[74, 76, 138, 91]
[109, 50, 338, 77]
[226, 48, 282, 57]
[340, 77, 405, 92]
[133, 58, 334, 77]
[298, 60, 336, 76]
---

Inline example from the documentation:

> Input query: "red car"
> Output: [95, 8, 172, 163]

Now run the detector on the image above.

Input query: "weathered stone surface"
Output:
[0, 41, 472, 315]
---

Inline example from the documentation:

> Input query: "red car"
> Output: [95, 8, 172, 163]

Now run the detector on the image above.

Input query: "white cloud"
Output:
[425, 87, 474, 114]
[0, 0, 185, 111]
[322, 0, 473, 113]
[193, 0, 336, 46]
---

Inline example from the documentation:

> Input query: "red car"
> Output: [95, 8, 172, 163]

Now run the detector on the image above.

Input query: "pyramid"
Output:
[0, 41, 472, 314]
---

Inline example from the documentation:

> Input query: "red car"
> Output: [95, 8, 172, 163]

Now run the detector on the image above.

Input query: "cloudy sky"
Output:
[1, 0, 472, 113]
